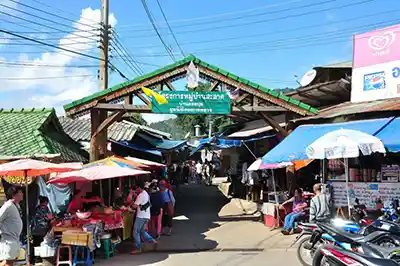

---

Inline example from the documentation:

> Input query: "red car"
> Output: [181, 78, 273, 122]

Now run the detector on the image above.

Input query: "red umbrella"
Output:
[0, 159, 82, 259]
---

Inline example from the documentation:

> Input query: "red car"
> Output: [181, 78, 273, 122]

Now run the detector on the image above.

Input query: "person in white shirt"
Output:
[0, 187, 24, 266]
[130, 183, 157, 255]
[195, 161, 202, 184]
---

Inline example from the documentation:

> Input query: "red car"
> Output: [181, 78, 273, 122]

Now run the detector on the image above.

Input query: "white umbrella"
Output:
[306, 129, 386, 215]
[306, 129, 385, 159]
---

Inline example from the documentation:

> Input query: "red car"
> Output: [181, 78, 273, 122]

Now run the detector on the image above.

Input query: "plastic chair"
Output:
[56, 245, 73, 266]
[99, 239, 114, 259]
[73, 246, 93, 266]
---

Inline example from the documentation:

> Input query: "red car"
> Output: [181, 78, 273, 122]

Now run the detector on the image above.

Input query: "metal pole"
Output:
[24, 170, 30, 265]
[208, 120, 213, 138]
[345, 158, 351, 217]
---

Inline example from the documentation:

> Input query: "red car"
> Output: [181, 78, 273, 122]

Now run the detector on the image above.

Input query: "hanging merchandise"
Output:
[186, 61, 199, 89]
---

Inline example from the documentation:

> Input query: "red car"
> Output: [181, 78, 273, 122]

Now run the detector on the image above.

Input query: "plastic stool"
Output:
[56, 245, 73, 266]
[73, 246, 93, 266]
[100, 239, 114, 259]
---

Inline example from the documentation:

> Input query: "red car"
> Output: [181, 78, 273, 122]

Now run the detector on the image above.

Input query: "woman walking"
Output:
[159, 180, 175, 236]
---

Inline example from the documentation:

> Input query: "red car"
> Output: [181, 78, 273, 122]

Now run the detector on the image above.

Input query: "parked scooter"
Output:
[312, 244, 399, 266]
[295, 218, 400, 266]
[303, 221, 400, 265]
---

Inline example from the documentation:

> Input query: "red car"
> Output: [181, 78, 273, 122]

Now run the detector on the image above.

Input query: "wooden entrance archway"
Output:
[64, 55, 318, 161]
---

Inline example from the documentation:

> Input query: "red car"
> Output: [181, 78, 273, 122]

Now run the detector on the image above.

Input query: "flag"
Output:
[227, 88, 240, 100]
[186, 61, 199, 89]
[142, 87, 168, 105]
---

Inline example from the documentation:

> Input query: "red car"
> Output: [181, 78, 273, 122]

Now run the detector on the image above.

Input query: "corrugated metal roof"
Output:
[59, 117, 138, 142]
[297, 98, 400, 121]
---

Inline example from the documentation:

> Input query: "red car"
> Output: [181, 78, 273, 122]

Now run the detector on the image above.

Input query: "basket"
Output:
[40, 245, 57, 258]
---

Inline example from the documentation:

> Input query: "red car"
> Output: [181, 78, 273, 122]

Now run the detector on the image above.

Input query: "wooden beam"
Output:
[253, 95, 259, 107]
[92, 110, 126, 139]
[90, 109, 100, 161]
[259, 112, 289, 137]
[165, 81, 176, 91]
[134, 92, 151, 105]
[232, 105, 286, 112]
[95, 103, 152, 112]
[209, 81, 220, 91]
[124, 94, 133, 105]
[234, 93, 249, 105]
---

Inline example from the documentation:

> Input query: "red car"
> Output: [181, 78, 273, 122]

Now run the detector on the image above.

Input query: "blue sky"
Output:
[0, 0, 399, 123]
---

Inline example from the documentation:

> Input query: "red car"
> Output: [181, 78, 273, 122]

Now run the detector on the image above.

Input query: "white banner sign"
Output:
[330, 181, 400, 209]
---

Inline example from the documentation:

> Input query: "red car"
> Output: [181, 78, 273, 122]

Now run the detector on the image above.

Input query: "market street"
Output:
[96, 184, 302, 266]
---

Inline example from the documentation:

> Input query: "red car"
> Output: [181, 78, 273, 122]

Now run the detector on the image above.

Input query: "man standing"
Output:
[130, 183, 157, 255]
[310, 183, 331, 222]
[195, 161, 202, 185]
[0, 187, 24, 266]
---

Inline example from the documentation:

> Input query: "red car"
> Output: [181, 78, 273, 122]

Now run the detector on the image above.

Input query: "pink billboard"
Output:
[353, 24, 400, 68]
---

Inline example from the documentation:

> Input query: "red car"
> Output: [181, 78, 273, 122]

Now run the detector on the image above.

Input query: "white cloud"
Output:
[2, 7, 117, 109]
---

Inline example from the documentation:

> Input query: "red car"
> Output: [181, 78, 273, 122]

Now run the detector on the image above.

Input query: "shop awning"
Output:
[376, 117, 400, 152]
[261, 118, 393, 164]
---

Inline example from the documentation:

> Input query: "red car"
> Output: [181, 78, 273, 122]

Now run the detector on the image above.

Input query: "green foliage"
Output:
[125, 113, 147, 126]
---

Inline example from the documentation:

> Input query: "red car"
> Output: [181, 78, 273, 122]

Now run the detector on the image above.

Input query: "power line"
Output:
[109, 43, 141, 77]
[0, 75, 93, 80]
[117, 0, 308, 28]
[155, 0, 185, 57]
[0, 61, 99, 68]
[122, 0, 337, 33]
[26, 0, 99, 25]
[125, 0, 376, 38]
[0, 29, 103, 61]
[0, 8, 99, 42]
[5, 41, 98, 46]
[110, 30, 145, 75]
[140, 0, 176, 62]
[5, 0, 99, 30]
[116, 8, 400, 48]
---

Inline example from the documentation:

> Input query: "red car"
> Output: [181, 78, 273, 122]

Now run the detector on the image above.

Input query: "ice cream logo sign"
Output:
[367, 30, 396, 56]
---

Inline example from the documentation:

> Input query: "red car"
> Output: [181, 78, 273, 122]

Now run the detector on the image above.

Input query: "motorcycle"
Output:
[312, 244, 399, 266]
[295, 219, 400, 266]
[304, 221, 400, 265]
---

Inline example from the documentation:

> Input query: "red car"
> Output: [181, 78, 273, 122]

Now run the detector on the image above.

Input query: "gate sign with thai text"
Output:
[151, 91, 231, 114]
[351, 24, 400, 102]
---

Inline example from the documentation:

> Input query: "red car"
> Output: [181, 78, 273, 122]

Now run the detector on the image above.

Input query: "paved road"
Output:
[96, 184, 301, 266]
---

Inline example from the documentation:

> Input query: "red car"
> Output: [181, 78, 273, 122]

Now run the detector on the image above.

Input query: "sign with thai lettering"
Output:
[351, 24, 400, 102]
[151, 91, 231, 114]
[330, 181, 400, 209]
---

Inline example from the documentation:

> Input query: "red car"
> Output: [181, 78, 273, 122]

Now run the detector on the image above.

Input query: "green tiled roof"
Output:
[0, 108, 87, 162]
[64, 55, 318, 115]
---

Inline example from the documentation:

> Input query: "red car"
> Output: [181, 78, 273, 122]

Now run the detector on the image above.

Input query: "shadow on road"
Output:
[108, 184, 261, 265]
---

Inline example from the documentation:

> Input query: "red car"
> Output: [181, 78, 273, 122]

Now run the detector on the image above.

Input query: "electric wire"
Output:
[139, 0, 176, 62]
[155, 0, 185, 57]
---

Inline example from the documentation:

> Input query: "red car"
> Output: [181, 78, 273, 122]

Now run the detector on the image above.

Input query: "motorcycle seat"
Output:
[318, 222, 387, 244]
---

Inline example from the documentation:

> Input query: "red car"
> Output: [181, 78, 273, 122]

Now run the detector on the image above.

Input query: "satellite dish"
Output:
[300, 69, 317, 87]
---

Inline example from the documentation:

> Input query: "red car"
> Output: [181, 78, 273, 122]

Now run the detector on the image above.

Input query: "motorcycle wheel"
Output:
[297, 236, 316, 266]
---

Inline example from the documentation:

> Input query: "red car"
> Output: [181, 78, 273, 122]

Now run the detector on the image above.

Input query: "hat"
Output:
[151, 179, 158, 184]
[159, 180, 167, 185]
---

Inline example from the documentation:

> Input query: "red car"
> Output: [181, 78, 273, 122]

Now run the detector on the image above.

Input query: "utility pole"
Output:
[100, 0, 109, 90]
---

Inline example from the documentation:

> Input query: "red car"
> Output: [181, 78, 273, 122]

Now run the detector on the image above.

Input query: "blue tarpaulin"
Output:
[376, 117, 399, 152]
[115, 140, 162, 156]
[190, 133, 276, 155]
[261, 118, 393, 164]
[139, 134, 187, 151]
